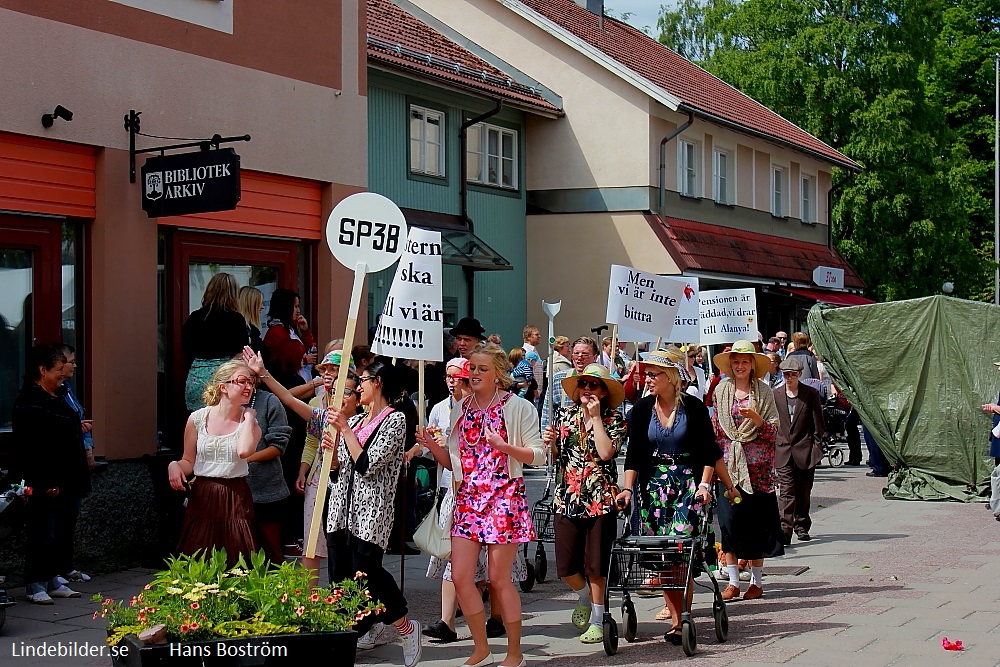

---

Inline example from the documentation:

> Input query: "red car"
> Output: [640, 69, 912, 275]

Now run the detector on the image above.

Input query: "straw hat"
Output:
[641, 348, 692, 383]
[561, 363, 625, 409]
[713, 340, 771, 378]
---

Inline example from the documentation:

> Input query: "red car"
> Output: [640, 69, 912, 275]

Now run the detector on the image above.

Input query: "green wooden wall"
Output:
[367, 70, 529, 352]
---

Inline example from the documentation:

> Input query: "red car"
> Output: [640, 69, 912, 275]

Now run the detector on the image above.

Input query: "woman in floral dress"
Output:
[419, 342, 545, 667]
[542, 364, 626, 644]
[617, 349, 738, 643]
[711, 340, 783, 602]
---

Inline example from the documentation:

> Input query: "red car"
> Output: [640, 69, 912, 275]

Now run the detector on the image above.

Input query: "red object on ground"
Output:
[941, 637, 964, 651]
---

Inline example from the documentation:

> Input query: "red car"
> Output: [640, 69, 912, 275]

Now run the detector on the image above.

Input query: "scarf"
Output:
[715, 378, 778, 495]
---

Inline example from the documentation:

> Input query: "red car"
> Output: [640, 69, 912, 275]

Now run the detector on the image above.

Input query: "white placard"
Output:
[699, 288, 758, 345]
[813, 265, 845, 289]
[371, 227, 444, 361]
[666, 276, 700, 343]
[606, 265, 686, 339]
[325, 192, 407, 272]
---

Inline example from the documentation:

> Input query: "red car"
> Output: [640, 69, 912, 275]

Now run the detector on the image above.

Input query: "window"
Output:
[409, 105, 445, 177]
[771, 166, 785, 216]
[801, 175, 815, 222]
[466, 122, 517, 188]
[678, 140, 699, 197]
[713, 149, 732, 204]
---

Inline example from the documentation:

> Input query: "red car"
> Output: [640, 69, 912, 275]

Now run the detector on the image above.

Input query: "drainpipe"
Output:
[826, 170, 856, 251]
[459, 99, 503, 317]
[659, 110, 694, 217]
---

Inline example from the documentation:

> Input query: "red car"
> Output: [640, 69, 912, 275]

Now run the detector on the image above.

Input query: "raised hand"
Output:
[242, 346, 265, 375]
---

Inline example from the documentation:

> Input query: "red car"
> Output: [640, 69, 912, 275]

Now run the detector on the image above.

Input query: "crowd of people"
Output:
[23, 269, 994, 666]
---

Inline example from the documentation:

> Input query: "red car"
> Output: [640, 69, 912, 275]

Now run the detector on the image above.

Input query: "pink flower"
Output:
[180, 624, 189, 634]
[189, 602, 200, 610]
[189, 622, 199, 630]
[295, 606, 305, 617]
[354, 571, 367, 580]
[281, 593, 288, 603]
[92, 611, 99, 620]
[310, 593, 320, 602]
[324, 596, 335, 604]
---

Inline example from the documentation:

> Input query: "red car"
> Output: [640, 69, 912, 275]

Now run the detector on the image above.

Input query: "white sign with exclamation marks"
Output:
[372, 227, 444, 361]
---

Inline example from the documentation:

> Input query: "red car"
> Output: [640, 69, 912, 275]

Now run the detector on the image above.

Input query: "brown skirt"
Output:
[177, 476, 271, 567]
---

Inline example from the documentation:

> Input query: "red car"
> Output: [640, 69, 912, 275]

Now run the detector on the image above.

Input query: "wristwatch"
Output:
[698, 482, 712, 491]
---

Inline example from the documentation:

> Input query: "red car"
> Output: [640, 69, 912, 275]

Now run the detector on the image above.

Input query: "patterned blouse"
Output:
[712, 395, 778, 494]
[552, 405, 626, 518]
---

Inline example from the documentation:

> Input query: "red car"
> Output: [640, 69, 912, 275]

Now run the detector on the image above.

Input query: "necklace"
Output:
[472, 388, 499, 413]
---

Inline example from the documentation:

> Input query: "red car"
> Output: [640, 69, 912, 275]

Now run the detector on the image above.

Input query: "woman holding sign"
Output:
[711, 340, 783, 602]
[418, 342, 544, 667]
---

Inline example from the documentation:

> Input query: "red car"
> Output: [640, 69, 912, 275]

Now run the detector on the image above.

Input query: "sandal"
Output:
[664, 626, 683, 646]
[655, 606, 672, 621]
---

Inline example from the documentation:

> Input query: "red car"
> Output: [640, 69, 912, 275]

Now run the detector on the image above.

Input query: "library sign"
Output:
[141, 149, 241, 218]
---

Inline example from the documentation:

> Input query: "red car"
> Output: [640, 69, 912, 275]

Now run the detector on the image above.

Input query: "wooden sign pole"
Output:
[305, 262, 367, 559]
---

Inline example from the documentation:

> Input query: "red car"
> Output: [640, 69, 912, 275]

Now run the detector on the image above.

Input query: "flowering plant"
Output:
[95, 549, 383, 646]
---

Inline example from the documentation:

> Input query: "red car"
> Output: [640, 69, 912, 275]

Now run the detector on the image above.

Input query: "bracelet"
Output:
[259, 373, 271, 380]
[698, 482, 712, 491]
[621, 488, 633, 495]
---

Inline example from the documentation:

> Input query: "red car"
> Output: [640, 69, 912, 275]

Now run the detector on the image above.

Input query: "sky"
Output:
[603, 0, 673, 35]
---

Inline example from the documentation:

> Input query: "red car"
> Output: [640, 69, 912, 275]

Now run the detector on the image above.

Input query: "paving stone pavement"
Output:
[1, 460, 998, 666]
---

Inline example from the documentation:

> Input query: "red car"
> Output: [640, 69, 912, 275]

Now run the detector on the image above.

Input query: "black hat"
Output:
[450, 317, 486, 340]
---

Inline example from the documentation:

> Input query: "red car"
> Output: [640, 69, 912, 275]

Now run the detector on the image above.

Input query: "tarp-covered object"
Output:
[808, 295, 1000, 501]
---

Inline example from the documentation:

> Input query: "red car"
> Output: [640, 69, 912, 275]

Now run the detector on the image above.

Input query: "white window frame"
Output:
[678, 139, 700, 197]
[771, 166, 785, 217]
[800, 174, 815, 222]
[713, 148, 732, 205]
[466, 122, 518, 189]
[409, 105, 446, 177]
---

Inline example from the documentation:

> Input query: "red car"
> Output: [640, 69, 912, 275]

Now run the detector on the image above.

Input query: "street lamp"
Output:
[942, 281, 954, 295]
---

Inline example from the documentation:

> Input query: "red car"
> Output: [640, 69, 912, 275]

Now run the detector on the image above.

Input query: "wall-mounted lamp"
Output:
[41, 105, 74, 128]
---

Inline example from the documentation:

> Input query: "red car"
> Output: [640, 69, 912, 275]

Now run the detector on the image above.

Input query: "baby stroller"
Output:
[820, 395, 852, 467]
[603, 500, 728, 656]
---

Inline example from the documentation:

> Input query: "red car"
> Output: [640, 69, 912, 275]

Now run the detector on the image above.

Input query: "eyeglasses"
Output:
[359, 376, 374, 384]
[781, 371, 801, 377]
[227, 378, 257, 388]
[571, 352, 592, 358]
[644, 371, 665, 380]
[343, 387, 361, 398]
[687, 354, 697, 359]
[576, 379, 604, 391]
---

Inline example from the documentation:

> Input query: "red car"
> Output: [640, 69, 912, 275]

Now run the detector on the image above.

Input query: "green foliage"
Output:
[93, 549, 383, 645]
[657, 0, 1000, 301]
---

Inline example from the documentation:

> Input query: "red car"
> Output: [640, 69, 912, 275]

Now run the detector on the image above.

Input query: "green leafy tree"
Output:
[657, 0, 998, 301]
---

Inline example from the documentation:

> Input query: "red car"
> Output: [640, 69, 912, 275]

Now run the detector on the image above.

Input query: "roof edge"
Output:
[389, 0, 564, 111]
[497, 0, 682, 112]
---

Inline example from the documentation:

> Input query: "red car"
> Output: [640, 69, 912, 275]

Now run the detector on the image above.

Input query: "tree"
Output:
[657, 0, 998, 301]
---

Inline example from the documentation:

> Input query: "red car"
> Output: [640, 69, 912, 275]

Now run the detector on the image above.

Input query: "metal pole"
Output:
[994, 54, 999, 305]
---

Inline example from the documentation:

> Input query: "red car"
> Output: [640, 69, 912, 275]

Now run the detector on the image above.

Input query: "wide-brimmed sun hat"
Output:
[315, 350, 354, 372]
[641, 348, 692, 383]
[561, 363, 625, 409]
[714, 340, 771, 378]
[449, 317, 486, 340]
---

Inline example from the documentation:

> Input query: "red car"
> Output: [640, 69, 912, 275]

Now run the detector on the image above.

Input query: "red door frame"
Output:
[164, 228, 302, 444]
[0, 215, 63, 344]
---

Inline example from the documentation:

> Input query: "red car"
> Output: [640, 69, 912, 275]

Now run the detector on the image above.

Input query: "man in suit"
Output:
[772, 356, 825, 544]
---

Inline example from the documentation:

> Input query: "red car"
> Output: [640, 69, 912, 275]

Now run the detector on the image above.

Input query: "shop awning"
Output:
[780, 286, 875, 307]
[401, 208, 512, 271]
[645, 214, 865, 289]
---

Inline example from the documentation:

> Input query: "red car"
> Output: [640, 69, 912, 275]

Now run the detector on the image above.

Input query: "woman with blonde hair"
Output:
[616, 349, 737, 642]
[182, 273, 249, 410]
[168, 358, 262, 566]
[237, 285, 265, 353]
[418, 342, 544, 667]
[711, 340, 783, 601]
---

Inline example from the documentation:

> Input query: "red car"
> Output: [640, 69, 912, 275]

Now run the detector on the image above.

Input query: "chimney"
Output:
[573, 1, 605, 17]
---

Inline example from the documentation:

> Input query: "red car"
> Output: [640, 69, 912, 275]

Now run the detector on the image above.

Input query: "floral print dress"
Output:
[552, 405, 625, 519]
[452, 393, 535, 544]
[638, 405, 705, 537]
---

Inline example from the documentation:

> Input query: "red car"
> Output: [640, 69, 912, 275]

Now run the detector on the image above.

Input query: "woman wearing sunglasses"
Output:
[168, 358, 263, 567]
[541, 364, 626, 644]
[615, 349, 739, 644]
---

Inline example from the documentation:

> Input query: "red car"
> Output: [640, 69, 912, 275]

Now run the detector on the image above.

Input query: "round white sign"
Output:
[325, 192, 407, 272]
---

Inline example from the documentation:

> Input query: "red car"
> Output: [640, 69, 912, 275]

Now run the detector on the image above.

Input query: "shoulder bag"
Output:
[413, 464, 452, 559]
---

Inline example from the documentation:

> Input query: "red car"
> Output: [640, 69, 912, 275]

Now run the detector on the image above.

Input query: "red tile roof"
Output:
[646, 214, 865, 289]
[513, 0, 858, 169]
[366, 0, 561, 115]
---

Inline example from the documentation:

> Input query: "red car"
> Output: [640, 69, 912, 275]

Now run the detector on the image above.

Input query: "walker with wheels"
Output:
[602, 500, 728, 656]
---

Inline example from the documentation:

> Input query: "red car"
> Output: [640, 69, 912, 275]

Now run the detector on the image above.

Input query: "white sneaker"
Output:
[64, 570, 91, 582]
[26, 591, 54, 605]
[401, 620, 423, 667]
[55, 575, 69, 586]
[48, 585, 81, 598]
[356, 622, 389, 650]
[739, 570, 751, 582]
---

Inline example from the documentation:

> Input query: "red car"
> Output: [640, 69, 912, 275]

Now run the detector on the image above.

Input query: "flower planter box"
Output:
[113, 630, 357, 667]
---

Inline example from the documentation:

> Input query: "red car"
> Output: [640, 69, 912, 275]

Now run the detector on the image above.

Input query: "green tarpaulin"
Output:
[807, 295, 1000, 501]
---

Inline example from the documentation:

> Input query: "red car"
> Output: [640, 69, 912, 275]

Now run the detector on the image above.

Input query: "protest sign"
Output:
[699, 288, 758, 345]
[606, 265, 686, 340]
[666, 276, 699, 343]
[372, 227, 444, 361]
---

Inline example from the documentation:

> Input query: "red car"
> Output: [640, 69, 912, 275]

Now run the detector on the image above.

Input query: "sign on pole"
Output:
[812, 265, 845, 290]
[699, 288, 758, 345]
[141, 148, 241, 218]
[371, 227, 444, 361]
[606, 265, 686, 340]
[306, 192, 407, 559]
[666, 276, 700, 343]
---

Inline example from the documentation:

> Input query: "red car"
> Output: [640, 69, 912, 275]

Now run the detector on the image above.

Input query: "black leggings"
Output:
[327, 530, 408, 636]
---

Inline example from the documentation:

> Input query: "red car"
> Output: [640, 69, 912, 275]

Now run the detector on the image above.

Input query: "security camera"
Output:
[41, 105, 73, 128]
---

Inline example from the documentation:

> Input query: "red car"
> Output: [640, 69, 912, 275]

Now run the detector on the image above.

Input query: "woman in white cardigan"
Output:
[419, 342, 544, 667]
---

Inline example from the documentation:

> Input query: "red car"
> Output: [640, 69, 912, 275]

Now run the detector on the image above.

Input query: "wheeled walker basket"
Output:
[602, 500, 728, 656]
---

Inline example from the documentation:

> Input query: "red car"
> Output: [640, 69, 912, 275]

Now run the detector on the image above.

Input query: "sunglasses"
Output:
[781, 371, 801, 377]
[576, 379, 604, 391]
